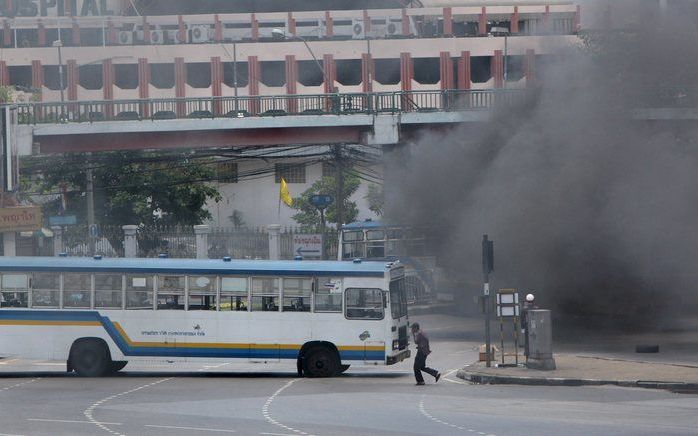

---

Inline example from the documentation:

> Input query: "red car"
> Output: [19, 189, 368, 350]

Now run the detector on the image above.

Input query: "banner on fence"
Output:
[293, 234, 323, 258]
[0, 206, 42, 232]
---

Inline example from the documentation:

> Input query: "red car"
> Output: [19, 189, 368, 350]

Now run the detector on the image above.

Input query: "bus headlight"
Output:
[392, 340, 399, 350]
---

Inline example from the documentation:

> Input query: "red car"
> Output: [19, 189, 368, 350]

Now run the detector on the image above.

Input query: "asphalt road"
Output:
[1, 314, 697, 436]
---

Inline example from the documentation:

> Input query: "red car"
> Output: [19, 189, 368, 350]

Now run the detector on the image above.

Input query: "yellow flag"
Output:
[280, 177, 293, 206]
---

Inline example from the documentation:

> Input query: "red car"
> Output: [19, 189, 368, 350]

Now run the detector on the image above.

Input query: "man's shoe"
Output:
[416, 381, 425, 386]
[435, 373, 441, 383]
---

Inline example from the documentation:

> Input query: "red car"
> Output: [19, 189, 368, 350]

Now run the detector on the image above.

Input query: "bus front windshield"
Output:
[389, 278, 408, 319]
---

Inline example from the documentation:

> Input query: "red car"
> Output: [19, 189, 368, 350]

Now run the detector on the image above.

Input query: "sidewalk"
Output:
[457, 354, 698, 391]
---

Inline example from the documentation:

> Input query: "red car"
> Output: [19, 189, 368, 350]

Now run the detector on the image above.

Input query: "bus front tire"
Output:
[109, 361, 128, 374]
[69, 339, 111, 377]
[303, 346, 339, 377]
[339, 364, 350, 374]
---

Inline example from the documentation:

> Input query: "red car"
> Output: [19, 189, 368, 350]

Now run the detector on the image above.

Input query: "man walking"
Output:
[411, 322, 440, 385]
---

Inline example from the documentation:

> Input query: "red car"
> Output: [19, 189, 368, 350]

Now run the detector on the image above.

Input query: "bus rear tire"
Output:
[304, 346, 339, 377]
[69, 339, 111, 377]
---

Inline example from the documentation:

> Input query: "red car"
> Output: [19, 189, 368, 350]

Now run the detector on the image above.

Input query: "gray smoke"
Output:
[387, 1, 698, 328]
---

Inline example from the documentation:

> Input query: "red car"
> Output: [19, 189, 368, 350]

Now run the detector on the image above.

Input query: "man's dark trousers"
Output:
[414, 350, 438, 383]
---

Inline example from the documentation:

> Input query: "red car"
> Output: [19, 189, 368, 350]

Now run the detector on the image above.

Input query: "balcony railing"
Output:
[10, 89, 530, 125]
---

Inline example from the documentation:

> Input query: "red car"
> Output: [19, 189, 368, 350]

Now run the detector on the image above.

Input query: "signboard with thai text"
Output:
[0, 206, 42, 232]
[0, 0, 123, 18]
[292, 233, 323, 258]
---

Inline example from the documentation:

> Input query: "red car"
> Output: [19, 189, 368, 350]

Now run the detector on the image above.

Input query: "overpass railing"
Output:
[11, 89, 529, 125]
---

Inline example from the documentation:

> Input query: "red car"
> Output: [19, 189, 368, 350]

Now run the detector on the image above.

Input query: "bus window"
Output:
[366, 230, 385, 241]
[389, 278, 408, 319]
[343, 231, 364, 242]
[366, 241, 385, 258]
[157, 275, 185, 310]
[345, 288, 384, 320]
[314, 277, 342, 312]
[188, 276, 216, 310]
[251, 277, 279, 312]
[1, 273, 28, 308]
[31, 272, 59, 308]
[342, 242, 364, 260]
[220, 277, 248, 311]
[94, 274, 123, 309]
[126, 275, 153, 310]
[282, 278, 311, 312]
[63, 274, 91, 308]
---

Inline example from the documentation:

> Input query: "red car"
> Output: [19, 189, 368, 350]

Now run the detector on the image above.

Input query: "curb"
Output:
[456, 369, 698, 391]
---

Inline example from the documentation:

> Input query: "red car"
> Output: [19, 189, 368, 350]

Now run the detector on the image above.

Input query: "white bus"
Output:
[0, 256, 410, 377]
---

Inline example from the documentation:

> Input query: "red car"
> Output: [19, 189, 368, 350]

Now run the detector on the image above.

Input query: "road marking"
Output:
[0, 432, 26, 436]
[28, 419, 123, 426]
[83, 377, 172, 436]
[442, 369, 472, 385]
[262, 379, 314, 436]
[0, 378, 40, 391]
[0, 358, 20, 365]
[419, 395, 495, 435]
[260, 433, 304, 436]
[144, 424, 236, 433]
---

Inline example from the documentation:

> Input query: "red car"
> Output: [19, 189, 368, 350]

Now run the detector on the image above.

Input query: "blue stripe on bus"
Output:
[0, 310, 385, 361]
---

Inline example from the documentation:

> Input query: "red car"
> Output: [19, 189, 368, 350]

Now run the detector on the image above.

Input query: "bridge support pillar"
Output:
[123, 225, 138, 258]
[52, 226, 63, 256]
[362, 114, 399, 146]
[268, 224, 281, 260]
[194, 224, 210, 259]
[2, 231, 15, 256]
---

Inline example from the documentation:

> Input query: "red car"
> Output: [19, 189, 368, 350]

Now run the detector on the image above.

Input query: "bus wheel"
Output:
[109, 361, 128, 374]
[339, 364, 350, 374]
[304, 346, 339, 377]
[70, 339, 111, 377]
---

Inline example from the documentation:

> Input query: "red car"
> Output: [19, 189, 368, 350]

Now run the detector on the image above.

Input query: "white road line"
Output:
[83, 377, 172, 436]
[419, 395, 495, 435]
[28, 418, 123, 426]
[262, 379, 314, 436]
[0, 378, 40, 391]
[442, 369, 472, 385]
[0, 358, 20, 365]
[0, 432, 26, 436]
[144, 424, 236, 433]
[260, 433, 304, 436]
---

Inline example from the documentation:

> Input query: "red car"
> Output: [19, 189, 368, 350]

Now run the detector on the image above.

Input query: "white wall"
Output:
[206, 160, 382, 228]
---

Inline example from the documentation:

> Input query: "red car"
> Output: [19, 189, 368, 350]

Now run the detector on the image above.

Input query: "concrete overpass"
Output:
[7, 88, 696, 155]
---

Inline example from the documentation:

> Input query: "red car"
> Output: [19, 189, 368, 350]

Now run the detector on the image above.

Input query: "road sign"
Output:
[89, 224, 99, 238]
[310, 194, 334, 210]
[293, 234, 323, 258]
[49, 215, 77, 226]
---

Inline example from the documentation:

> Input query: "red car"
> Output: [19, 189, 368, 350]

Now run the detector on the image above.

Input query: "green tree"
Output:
[23, 150, 221, 228]
[291, 175, 360, 228]
[365, 183, 384, 217]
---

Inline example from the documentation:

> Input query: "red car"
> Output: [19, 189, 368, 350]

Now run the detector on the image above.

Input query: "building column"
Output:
[524, 49, 535, 87]
[72, 20, 80, 45]
[37, 19, 46, 46]
[138, 57, 150, 117]
[122, 225, 138, 258]
[493, 50, 503, 88]
[543, 5, 551, 32]
[0, 61, 8, 87]
[287, 12, 296, 36]
[439, 51, 453, 90]
[177, 15, 186, 43]
[511, 6, 519, 34]
[324, 11, 333, 38]
[102, 58, 113, 117]
[3, 20, 11, 47]
[194, 225, 210, 259]
[479, 7, 487, 36]
[52, 226, 63, 256]
[322, 54, 335, 93]
[67, 59, 78, 101]
[268, 224, 281, 260]
[248, 55, 260, 115]
[3, 232, 16, 257]
[443, 7, 453, 37]
[214, 14, 222, 42]
[31, 60, 43, 101]
[106, 18, 116, 45]
[251, 13, 259, 41]
[175, 57, 186, 117]
[458, 51, 471, 90]
[142, 17, 151, 44]
[401, 8, 410, 36]
[574, 5, 581, 33]
[361, 53, 373, 92]
[211, 56, 223, 116]
[285, 55, 298, 113]
[363, 10, 371, 33]
[400, 52, 413, 110]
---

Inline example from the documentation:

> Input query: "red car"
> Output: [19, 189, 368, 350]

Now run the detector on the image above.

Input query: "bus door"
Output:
[345, 287, 386, 362]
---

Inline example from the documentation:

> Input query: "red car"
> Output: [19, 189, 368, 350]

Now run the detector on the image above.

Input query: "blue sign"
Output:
[49, 215, 77, 226]
[89, 224, 99, 238]
[310, 194, 334, 209]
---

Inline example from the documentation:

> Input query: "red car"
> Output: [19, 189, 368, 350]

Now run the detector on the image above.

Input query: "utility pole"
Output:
[333, 144, 344, 228]
[86, 153, 96, 255]
[482, 234, 494, 367]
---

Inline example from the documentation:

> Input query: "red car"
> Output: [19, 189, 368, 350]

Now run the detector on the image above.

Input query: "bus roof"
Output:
[342, 220, 388, 230]
[0, 257, 390, 277]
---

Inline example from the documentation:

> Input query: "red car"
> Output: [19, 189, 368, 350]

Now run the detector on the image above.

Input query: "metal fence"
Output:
[12, 89, 530, 125]
[55, 224, 125, 257]
[136, 225, 196, 258]
[209, 226, 269, 260]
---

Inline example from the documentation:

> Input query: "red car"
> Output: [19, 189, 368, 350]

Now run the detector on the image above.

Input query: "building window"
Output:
[322, 162, 336, 178]
[218, 162, 239, 183]
[275, 163, 306, 184]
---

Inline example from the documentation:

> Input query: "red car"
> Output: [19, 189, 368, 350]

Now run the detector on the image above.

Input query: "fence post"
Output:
[194, 224, 210, 259]
[268, 224, 281, 260]
[122, 225, 138, 258]
[51, 226, 63, 256]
